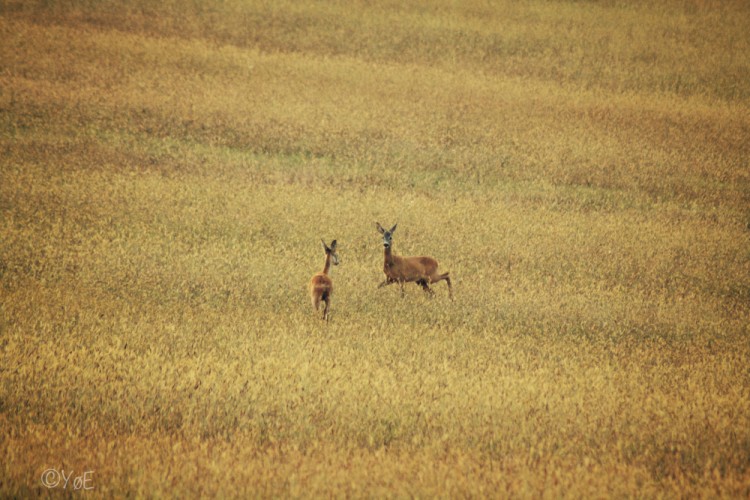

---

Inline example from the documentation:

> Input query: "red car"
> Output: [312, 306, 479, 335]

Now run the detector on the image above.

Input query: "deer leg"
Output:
[429, 272, 453, 299]
[417, 279, 434, 296]
[378, 278, 396, 288]
[322, 296, 330, 320]
[443, 275, 453, 299]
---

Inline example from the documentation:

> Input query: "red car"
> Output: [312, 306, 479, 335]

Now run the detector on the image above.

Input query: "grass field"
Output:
[1, 0, 749, 497]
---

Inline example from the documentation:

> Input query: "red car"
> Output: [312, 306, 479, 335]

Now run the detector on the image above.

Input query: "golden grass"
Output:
[1, 0, 749, 497]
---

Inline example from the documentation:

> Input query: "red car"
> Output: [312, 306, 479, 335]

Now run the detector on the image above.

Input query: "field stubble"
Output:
[1, 0, 749, 497]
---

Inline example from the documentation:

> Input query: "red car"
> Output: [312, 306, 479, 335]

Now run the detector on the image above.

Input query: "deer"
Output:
[375, 223, 452, 299]
[309, 239, 339, 320]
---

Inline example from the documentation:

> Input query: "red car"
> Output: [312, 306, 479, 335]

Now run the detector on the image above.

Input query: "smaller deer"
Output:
[309, 239, 339, 320]
[376, 223, 452, 298]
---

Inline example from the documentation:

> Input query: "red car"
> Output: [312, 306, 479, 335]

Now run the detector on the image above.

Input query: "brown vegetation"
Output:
[1, 0, 749, 497]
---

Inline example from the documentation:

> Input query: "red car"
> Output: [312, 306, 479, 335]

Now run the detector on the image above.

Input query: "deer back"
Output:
[386, 254, 439, 282]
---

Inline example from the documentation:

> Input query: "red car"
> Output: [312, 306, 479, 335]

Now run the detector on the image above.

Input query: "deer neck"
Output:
[384, 245, 395, 267]
[322, 253, 331, 275]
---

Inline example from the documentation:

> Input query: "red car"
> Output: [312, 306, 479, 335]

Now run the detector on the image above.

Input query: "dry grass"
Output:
[1, 0, 749, 497]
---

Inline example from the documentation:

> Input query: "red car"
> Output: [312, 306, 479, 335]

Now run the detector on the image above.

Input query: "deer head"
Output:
[375, 223, 397, 248]
[322, 239, 339, 266]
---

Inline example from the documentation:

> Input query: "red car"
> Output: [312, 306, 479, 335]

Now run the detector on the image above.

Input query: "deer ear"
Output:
[330, 240, 337, 250]
[390, 223, 398, 233]
[376, 222, 385, 234]
[321, 239, 329, 251]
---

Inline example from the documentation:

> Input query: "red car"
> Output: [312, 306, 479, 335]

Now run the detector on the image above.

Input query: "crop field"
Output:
[1, 0, 749, 497]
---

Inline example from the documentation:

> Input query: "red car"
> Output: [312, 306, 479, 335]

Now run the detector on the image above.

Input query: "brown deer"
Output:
[309, 239, 339, 320]
[375, 223, 452, 298]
